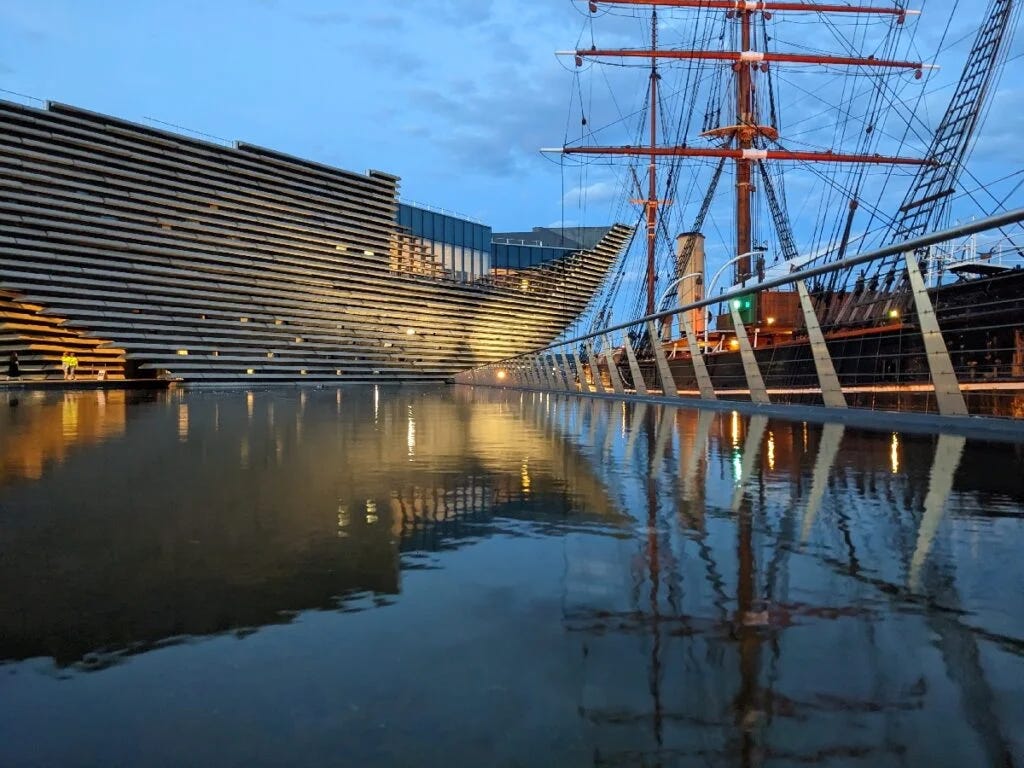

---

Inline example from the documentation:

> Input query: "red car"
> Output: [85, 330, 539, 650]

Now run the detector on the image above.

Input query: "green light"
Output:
[732, 299, 741, 309]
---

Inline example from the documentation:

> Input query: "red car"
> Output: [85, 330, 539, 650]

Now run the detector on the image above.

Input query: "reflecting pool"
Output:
[1, 386, 1023, 766]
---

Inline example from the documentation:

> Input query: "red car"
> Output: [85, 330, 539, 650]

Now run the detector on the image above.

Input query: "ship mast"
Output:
[554, 0, 932, 294]
[645, 8, 660, 316]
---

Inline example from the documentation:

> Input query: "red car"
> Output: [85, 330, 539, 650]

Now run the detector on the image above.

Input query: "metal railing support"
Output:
[554, 351, 574, 391]
[571, 346, 589, 392]
[558, 350, 576, 391]
[729, 301, 769, 404]
[680, 311, 716, 400]
[796, 279, 846, 409]
[585, 339, 607, 394]
[622, 334, 649, 395]
[533, 356, 550, 390]
[646, 320, 678, 397]
[603, 334, 626, 395]
[542, 354, 560, 391]
[903, 252, 969, 416]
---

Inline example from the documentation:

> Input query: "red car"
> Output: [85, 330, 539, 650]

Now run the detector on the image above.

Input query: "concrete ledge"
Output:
[0, 379, 172, 393]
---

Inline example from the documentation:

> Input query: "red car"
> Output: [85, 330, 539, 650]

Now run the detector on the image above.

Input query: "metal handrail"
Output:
[483, 207, 1024, 366]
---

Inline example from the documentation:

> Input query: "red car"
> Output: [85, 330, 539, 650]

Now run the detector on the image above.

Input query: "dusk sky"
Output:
[2, 1, 1022, 269]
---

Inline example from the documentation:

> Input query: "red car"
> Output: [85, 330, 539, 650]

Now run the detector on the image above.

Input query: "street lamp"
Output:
[704, 248, 767, 346]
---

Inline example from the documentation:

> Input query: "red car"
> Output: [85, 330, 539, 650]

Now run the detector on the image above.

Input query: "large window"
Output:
[397, 204, 492, 281]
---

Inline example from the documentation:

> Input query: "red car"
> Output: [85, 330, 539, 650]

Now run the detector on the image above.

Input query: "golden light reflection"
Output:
[730, 411, 740, 448]
[767, 431, 776, 471]
[407, 408, 416, 459]
[246, 392, 254, 419]
[62, 395, 79, 441]
[521, 457, 531, 494]
[365, 499, 378, 524]
[240, 438, 250, 470]
[1, 391, 126, 484]
[891, 432, 900, 474]
[177, 403, 189, 442]
[374, 385, 379, 424]
[337, 503, 350, 537]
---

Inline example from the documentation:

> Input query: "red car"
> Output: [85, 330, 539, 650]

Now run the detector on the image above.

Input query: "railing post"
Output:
[540, 354, 557, 391]
[558, 350, 577, 391]
[552, 348, 573, 391]
[680, 311, 716, 400]
[729, 301, 769, 404]
[603, 334, 626, 395]
[903, 251, 968, 416]
[585, 339, 607, 394]
[646, 320, 678, 397]
[796, 280, 846, 409]
[533, 355, 550, 390]
[622, 333, 648, 396]
[571, 346, 590, 392]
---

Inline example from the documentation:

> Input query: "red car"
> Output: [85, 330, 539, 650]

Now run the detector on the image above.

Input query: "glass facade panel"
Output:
[397, 204, 493, 282]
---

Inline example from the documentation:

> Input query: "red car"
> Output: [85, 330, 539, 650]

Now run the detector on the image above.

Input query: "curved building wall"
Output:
[0, 100, 632, 382]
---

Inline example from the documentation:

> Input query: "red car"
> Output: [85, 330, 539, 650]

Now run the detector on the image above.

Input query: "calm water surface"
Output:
[1, 386, 1022, 767]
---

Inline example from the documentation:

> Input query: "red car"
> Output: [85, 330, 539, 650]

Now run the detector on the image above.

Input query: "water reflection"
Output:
[0, 387, 1022, 766]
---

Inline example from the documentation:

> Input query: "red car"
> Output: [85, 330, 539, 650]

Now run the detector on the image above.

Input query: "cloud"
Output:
[563, 181, 619, 207]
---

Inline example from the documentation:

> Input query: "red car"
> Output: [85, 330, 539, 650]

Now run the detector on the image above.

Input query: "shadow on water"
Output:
[0, 385, 1022, 766]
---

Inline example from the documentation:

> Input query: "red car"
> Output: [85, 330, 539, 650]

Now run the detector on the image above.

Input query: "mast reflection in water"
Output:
[0, 386, 1022, 766]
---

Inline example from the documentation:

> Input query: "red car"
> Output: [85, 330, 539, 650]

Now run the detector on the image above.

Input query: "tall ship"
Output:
[0, 100, 633, 383]
[550, 0, 1023, 408]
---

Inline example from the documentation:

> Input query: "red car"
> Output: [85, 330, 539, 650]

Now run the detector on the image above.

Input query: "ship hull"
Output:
[620, 269, 1024, 415]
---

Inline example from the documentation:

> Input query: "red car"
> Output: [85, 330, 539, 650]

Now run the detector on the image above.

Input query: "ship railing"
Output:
[455, 208, 1024, 421]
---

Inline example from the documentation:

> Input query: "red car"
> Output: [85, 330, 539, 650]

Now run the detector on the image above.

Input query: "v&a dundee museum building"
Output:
[0, 99, 632, 383]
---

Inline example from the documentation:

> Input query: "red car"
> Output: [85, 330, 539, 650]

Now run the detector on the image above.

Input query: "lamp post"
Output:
[704, 248, 767, 346]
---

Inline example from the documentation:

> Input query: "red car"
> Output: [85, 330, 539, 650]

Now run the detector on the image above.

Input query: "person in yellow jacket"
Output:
[67, 352, 79, 381]
[61, 351, 72, 380]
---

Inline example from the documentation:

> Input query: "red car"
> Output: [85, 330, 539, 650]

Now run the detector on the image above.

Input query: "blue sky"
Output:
[1, 1, 1022, 269]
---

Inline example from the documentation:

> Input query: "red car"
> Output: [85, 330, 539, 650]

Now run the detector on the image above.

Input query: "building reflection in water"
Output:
[0, 386, 1022, 765]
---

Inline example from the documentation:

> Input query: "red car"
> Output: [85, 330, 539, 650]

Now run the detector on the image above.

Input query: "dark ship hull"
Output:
[620, 269, 1024, 415]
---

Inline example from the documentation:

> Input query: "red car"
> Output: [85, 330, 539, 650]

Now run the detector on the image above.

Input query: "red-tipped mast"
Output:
[561, 0, 928, 285]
